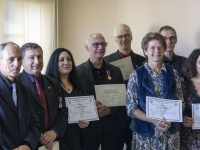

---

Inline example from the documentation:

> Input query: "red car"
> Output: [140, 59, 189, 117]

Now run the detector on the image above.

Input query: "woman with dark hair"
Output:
[180, 49, 200, 149]
[126, 32, 184, 150]
[46, 48, 89, 150]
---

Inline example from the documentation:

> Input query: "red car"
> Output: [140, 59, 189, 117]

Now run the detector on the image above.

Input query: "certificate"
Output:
[65, 96, 99, 123]
[110, 57, 134, 80]
[38, 141, 59, 150]
[192, 104, 200, 129]
[95, 84, 126, 107]
[146, 96, 182, 122]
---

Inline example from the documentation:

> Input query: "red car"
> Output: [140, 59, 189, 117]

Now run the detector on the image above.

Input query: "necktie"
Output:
[35, 79, 49, 130]
[12, 83, 17, 106]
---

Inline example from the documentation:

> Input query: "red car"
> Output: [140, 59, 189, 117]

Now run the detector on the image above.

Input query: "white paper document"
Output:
[146, 96, 182, 122]
[110, 57, 134, 80]
[65, 96, 99, 123]
[95, 84, 126, 107]
[192, 104, 200, 129]
[38, 141, 59, 150]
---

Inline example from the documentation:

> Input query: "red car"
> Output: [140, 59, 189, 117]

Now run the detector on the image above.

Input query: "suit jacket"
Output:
[0, 75, 40, 150]
[76, 60, 125, 137]
[162, 53, 186, 78]
[17, 70, 68, 139]
[104, 50, 146, 70]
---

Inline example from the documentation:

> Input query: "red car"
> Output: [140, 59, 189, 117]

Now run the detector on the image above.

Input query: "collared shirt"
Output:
[89, 59, 105, 85]
[118, 50, 133, 59]
[24, 71, 45, 90]
[0, 73, 13, 88]
[0, 73, 17, 106]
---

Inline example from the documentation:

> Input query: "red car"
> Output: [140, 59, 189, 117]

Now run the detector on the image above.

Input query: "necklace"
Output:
[61, 83, 73, 93]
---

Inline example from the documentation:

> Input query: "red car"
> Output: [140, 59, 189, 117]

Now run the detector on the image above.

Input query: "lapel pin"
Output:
[106, 70, 112, 80]
[48, 86, 51, 89]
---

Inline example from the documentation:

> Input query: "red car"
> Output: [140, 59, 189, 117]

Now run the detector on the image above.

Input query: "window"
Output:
[0, 0, 55, 72]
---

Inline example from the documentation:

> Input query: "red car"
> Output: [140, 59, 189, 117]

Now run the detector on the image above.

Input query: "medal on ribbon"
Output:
[59, 97, 63, 108]
[106, 70, 112, 80]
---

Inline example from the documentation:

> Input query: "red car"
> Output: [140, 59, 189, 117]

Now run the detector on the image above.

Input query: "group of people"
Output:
[0, 23, 199, 150]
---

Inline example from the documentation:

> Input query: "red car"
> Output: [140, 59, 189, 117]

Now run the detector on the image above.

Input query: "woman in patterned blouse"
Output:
[180, 49, 200, 150]
[126, 32, 184, 150]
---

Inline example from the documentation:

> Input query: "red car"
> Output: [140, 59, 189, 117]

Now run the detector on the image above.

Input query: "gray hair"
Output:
[21, 43, 43, 58]
[86, 33, 104, 44]
[0, 41, 20, 59]
[158, 25, 177, 37]
[114, 24, 132, 37]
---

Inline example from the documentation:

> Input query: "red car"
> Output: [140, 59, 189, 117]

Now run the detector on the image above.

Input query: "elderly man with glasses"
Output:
[159, 25, 186, 78]
[76, 33, 125, 150]
[104, 24, 146, 150]
[104, 23, 146, 75]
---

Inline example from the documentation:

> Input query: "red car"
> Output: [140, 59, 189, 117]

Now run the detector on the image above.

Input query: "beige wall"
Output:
[58, 0, 200, 65]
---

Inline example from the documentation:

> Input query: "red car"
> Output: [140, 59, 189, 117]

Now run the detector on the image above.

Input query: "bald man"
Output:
[76, 33, 125, 150]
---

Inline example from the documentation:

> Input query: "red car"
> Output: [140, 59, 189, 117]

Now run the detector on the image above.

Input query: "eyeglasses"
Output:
[148, 46, 164, 52]
[164, 36, 176, 41]
[91, 42, 108, 48]
[115, 34, 131, 40]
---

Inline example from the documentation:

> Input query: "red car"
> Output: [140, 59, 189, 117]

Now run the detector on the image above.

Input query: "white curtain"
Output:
[0, 0, 56, 72]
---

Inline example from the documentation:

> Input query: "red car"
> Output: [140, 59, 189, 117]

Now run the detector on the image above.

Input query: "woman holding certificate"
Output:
[126, 32, 184, 150]
[180, 49, 200, 149]
[46, 48, 89, 150]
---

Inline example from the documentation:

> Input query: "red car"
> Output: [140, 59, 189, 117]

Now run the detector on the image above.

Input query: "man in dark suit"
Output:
[16, 43, 67, 149]
[104, 24, 146, 150]
[0, 42, 40, 150]
[104, 23, 146, 78]
[159, 25, 186, 78]
[76, 33, 125, 150]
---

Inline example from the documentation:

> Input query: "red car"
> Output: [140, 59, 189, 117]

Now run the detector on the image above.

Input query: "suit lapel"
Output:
[20, 71, 43, 108]
[42, 75, 52, 110]
[82, 61, 96, 87]
[0, 77, 18, 115]
[16, 81, 24, 118]
[114, 50, 121, 60]
[172, 54, 181, 72]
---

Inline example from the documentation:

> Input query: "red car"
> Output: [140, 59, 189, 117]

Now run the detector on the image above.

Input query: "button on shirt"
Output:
[89, 60, 105, 85]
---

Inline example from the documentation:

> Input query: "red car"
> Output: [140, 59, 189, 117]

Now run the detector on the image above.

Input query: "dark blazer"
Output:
[104, 50, 146, 70]
[0, 75, 40, 150]
[17, 70, 68, 139]
[76, 60, 125, 137]
[162, 53, 186, 78]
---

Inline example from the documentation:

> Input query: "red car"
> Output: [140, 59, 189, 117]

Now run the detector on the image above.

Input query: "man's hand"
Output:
[96, 100, 111, 117]
[77, 120, 89, 128]
[40, 130, 57, 150]
[13, 145, 30, 150]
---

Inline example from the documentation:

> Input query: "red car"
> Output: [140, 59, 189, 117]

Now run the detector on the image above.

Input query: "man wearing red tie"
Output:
[17, 43, 68, 149]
